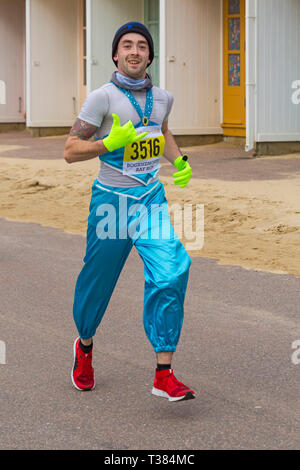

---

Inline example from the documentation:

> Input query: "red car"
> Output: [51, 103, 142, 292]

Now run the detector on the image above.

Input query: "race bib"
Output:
[123, 126, 165, 175]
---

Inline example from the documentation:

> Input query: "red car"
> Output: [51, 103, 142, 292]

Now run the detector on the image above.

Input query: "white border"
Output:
[96, 181, 160, 200]
[159, 0, 166, 89]
[245, 0, 257, 151]
[25, 0, 31, 126]
[220, 0, 223, 126]
[254, 0, 258, 149]
[86, 0, 92, 94]
[0, 80, 6, 105]
[77, 0, 81, 113]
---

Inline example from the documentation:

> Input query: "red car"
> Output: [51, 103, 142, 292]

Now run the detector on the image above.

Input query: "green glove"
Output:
[103, 113, 148, 152]
[173, 155, 192, 188]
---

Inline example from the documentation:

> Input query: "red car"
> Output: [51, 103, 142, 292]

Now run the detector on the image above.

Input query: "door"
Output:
[222, 0, 245, 136]
[0, 0, 25, 123]
[27, 0, 80, 127]
[80, 0, 87, 107]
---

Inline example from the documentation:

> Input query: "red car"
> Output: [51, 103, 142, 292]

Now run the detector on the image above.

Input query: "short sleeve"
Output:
[78, 87, 109, 128]
[163, 90, 174, 123]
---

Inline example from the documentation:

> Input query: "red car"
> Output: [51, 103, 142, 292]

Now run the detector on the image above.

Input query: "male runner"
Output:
[64, 22, 195, 402]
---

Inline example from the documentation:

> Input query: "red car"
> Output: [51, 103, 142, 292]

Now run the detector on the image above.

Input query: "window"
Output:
[144, 0, 160, 87]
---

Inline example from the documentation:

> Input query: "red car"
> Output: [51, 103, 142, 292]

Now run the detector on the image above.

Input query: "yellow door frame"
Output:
[222, 0, 246, 137]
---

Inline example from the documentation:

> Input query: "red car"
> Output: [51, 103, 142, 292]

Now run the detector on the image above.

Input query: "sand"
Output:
[1, 155, 300, 277]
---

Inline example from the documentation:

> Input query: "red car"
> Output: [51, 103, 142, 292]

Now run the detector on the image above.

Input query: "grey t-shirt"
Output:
[78, 82, 174, 187]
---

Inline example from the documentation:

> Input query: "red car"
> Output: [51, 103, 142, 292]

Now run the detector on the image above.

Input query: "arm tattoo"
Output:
[69, 118, 98, 140]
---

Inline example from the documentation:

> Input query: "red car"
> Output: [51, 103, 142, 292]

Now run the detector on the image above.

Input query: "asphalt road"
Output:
[0, 218, 299, 450]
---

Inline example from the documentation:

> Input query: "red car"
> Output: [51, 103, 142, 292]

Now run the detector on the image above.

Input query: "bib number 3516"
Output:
[123, 127, 165, 175]
[128, 137, 161, 160]
[125, 137, 163, 161]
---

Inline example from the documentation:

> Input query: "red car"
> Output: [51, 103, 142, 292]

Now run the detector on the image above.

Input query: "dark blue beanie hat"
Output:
[112, 22, 154, 67]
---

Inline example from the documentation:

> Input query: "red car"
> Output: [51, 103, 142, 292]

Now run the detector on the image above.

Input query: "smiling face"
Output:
[113, 32, 151, 79]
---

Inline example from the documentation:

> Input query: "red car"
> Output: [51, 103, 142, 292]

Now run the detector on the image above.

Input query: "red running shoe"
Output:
[71, 337, 95, 391]
[152, 368, 195, 402]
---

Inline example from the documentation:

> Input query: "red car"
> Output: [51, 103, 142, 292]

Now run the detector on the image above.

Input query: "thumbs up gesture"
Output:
[103, 113, 148, 152]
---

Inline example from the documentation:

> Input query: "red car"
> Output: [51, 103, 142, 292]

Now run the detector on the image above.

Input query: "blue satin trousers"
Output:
[73, 179, 191, 353]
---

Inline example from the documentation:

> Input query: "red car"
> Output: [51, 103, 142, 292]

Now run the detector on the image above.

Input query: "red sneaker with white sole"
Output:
[71, 337, 95, 391]
[152, 368, 195, 402]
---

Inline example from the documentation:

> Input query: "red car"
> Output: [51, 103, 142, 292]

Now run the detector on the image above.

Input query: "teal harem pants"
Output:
[73, 179, 191, 353]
